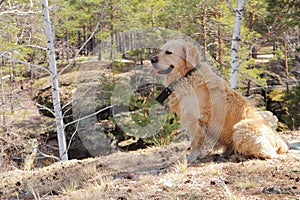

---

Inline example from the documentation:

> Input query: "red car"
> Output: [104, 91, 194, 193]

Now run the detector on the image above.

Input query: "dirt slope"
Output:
[1, 132, 300, 200]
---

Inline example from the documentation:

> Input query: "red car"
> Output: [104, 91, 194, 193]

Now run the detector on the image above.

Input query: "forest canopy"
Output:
[0, 0, 299, 65]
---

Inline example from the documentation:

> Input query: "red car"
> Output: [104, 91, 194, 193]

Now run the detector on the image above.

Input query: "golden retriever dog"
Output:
[150, 39, 288, 162]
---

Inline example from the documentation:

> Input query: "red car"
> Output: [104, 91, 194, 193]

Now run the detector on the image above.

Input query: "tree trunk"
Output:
[217, 10, 223, 64]
[283, 34, 289, 76]
[83, 25, 87, 55]
[78, 30, 81, 55]
[42, 0, 68, 161]
[201, 8, 207, 61]
[98, 40, 102, 61]
[0, 65, 6, 132]
[109, 1, 114, 59]
[9, 64, 14, 113]
[66, 31, 70, 60]
[229, 0, 247, 89]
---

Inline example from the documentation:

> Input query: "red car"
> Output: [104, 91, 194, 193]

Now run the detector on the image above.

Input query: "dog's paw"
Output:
[186, 151, 205, 163]
[186, 153, 198, 163]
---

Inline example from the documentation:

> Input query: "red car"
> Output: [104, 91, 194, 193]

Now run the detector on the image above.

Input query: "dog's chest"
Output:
[168, 80, 209, 121]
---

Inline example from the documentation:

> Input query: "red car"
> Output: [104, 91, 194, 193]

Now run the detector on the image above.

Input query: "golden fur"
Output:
[151, 39, 288, 162]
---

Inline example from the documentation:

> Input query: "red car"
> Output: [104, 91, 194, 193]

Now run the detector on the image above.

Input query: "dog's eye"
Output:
[166, 51, 172, 55]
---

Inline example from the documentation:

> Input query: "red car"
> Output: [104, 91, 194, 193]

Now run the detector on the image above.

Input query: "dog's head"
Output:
[150, 39, 201, 83]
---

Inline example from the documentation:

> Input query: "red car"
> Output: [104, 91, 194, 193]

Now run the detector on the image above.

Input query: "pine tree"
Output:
[283, 82, 300, 130]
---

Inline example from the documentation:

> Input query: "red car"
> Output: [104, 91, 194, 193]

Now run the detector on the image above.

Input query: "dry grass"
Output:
[221, 182, 237, 200]
[171, 158, 188, 173]
[27, 183, 41, 200]
[72, 176, 109, 200]
[235, 179, 257, 189]
[60, 178, 81, 195]
[1, 134, 300, 200]
[199, 163, 223, 176]
[80, 164, 97, 180]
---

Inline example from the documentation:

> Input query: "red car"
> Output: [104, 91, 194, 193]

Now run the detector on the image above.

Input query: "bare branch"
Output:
[13, 95, 55, 116]
[66, 114, 81, 155]
[38, 148, 60, 161]
[2, 53, 50, 73]
[35, 102, 55, 117]
[59, 20, 102, 75]
[0, 10, 37, 16]
[225, 0, 236, 14]
[237, 44, 255, 68]
[64, 105, 114, 129]
[258, 12, 280, 33]
[26, 45, 47, 51]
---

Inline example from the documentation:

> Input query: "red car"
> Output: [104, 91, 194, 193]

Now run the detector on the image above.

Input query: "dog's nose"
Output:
[150, 56, 158, 63]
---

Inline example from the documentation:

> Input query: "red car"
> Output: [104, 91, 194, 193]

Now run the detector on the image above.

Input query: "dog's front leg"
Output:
[185, 119, 207, 163]
[178, 96, 208, 163]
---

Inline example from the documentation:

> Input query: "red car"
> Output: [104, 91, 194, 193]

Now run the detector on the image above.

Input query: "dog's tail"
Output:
[275, 137, 289, 154]
[232, 119, 289, 159]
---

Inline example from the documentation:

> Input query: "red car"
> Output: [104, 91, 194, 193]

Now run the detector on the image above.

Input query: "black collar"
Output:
[156, 67, 198, 105]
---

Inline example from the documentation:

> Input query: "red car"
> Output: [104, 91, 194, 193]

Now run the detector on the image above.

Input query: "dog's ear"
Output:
[184, 42, 201, 70]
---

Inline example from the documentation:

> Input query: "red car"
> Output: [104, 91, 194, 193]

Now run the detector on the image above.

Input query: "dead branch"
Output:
[2, 53, 50, 73]
[37, 148, 60, 161]
[237, 44, 255, 68]
[64, 105, 115, 129]
[224, 0, 236, 14]
[58, 19, 102, 75]
[0, 10, 37, 16]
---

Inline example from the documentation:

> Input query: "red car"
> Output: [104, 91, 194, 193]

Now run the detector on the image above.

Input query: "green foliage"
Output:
[273, 48, 284, 61]
[145, 113, 180, 146]
[127, 83, 180, 145]
[282, 82, 300, 130]
[238, 59, 267, 90]
[100, 75, 116, 104]
[129, 84, 160, 127]
[110, 61, 132, 74]
[126, 48, 152, 61]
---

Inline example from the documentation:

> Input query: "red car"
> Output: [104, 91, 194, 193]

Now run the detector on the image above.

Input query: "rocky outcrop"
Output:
[31, 61, 170, 164]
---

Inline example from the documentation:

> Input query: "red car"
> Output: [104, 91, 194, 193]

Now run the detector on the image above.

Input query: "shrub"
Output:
[282, 81, 300, 130]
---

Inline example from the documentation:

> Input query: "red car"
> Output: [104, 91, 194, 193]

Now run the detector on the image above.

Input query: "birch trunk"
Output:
[0, 65, 6, 132]
[229, 0, 247, 89]
[42, 0, 68, 161]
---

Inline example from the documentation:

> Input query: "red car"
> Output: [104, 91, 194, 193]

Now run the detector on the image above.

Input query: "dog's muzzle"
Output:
[150, 56, 158, 64]
[150, 56, 174, 74]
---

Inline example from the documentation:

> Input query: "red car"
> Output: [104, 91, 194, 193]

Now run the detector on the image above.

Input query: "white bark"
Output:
[42, 0, 68, 160]
[228, 0, 248, 89]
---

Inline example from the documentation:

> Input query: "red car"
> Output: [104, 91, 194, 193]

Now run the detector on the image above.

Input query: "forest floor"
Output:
[1, 132, 300, 200]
